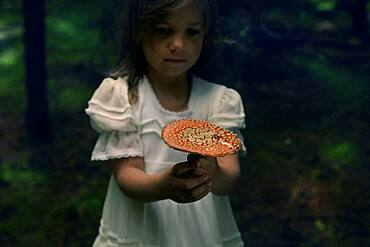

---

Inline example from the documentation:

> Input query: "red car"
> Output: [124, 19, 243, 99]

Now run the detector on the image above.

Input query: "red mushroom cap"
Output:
[161, 119, 241, 157]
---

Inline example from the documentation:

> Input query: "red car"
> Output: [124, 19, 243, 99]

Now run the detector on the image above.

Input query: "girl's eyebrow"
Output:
[187, 22, 204, 26]
[186, 21, 203, 25]
[157, 21, 204, 26]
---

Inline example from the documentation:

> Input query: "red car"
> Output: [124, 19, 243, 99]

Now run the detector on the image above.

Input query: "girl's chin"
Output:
[147, 63, 194, 78]
[157, 68, 190, 78]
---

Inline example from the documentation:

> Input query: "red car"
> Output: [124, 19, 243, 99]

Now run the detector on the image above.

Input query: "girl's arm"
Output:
[196, 154, 241, 196]
[108, 157, 212, 203]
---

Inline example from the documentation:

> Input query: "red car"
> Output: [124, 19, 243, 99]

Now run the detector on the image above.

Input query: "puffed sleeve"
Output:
[210, 87, 247, 155]
[85, 78, 143, 161]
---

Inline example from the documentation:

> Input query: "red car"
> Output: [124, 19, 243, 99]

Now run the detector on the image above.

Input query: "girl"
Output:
[85, 0, 246, 246]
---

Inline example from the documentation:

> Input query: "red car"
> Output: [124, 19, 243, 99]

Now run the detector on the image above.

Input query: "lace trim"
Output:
[92, 150, 143, 161]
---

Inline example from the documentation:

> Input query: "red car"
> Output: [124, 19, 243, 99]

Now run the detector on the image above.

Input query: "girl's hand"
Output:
[187, 154, 220, 182]
[161, 159, 212, 203]
[188, 154, 241, 196]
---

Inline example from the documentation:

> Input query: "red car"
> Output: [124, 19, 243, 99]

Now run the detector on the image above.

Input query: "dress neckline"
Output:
[142, 75, 195, 116]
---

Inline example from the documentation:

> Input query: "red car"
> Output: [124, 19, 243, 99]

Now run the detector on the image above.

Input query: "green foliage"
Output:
[46, 17, 101, 66]
[0, 161, 107, 246]
[46, 0, 122, 69]
[327, 142, 357, 166]
[57, 84, 93, 112]
[59, 87, 88, 112]
[0, 3, 25, 111]
[304, 59, 368, 105]
[0, 43, 24, 99]
[0, 163, 46, 184]
[0, 48, 17, 66]
[311, 0, 336, 12]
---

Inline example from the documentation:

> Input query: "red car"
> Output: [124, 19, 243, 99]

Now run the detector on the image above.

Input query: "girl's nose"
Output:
[168, 35, 184, 52]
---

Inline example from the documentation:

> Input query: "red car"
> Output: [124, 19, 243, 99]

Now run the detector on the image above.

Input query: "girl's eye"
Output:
[154, 27, 172, 36]
[186, 28, 203, 36]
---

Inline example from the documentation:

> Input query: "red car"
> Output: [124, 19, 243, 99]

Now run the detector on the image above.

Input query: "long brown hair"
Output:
[111, 0, 221, 104]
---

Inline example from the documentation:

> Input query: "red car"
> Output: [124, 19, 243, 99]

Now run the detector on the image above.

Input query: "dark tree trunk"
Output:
[352, 0, 368, 37]
[23, 0, 52, 168]
[339, 0, 368, 37]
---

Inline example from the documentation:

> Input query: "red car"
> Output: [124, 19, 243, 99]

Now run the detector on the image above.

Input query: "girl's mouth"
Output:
[164, 59, 187, 63]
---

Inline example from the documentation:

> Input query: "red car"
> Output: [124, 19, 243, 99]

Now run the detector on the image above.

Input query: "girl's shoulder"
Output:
[195, 76, 225, 89]
[194, 76, 243, 103]
[194, 76, 245, 129]
[96, 76, 129, 95]
[89, 77, 130, 106]
[85, 77, 136, 133]
[194, 76, 225, 98]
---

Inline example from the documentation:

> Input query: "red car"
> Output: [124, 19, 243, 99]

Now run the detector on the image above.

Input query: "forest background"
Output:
[0, 0, 369, 246]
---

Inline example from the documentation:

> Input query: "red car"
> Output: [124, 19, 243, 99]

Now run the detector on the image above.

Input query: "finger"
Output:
[176, 167, 206, 180]
[178, 159, 200, 170]
[172, 162, 196, 177]
[176, 167, 197, 178]
[175, 183, 210, 203]
[178, 174, 210, 191]
[191, 167, 207, 177]
[174, 180, 212, 203]
[190, 181, 212, 201]
[192, 187, 211, 202]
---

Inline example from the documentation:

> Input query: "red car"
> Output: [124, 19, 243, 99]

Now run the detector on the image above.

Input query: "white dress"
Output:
[85, 75, 246, 247]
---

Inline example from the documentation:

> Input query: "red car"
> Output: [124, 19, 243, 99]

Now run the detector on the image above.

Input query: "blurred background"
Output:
[1, 0, 369, 246]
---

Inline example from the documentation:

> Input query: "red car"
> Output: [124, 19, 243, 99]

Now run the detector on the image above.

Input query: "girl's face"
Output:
[141, 3, 205, 78]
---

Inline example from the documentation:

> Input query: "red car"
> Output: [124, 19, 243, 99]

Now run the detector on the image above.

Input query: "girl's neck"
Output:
[146, 69, 191, 112]
[147, 70, 189, 92]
